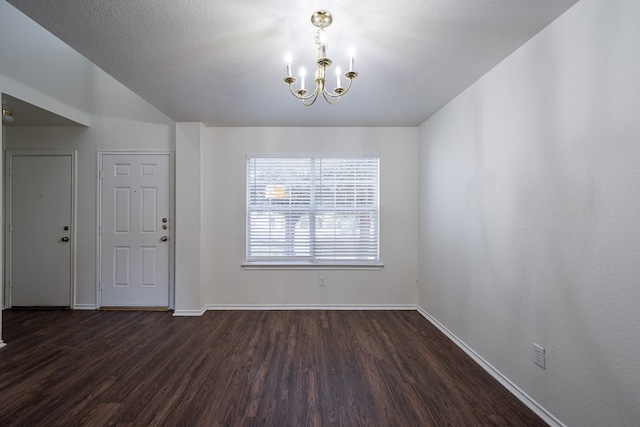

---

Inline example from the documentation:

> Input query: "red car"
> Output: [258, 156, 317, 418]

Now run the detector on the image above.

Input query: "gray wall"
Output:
[174, 126, 419, 311]
[417, 0, 640, 425]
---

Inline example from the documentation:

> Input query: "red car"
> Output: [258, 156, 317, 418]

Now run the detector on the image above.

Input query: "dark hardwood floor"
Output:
[0, 309, 545, 426]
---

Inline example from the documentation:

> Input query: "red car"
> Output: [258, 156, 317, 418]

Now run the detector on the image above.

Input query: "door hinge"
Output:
[99, 225, 103, 235]
[99, 282, 103, 291]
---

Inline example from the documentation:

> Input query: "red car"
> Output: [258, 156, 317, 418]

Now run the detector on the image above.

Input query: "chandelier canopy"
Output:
[283, 10, 358, 106]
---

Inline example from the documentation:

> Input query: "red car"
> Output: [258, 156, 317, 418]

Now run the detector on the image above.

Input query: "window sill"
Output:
[241, 262, 384, 271]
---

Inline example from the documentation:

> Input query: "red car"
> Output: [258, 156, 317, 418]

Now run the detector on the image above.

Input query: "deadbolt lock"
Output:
[63, 226, 69, 231]
[162, 218, 168, 223]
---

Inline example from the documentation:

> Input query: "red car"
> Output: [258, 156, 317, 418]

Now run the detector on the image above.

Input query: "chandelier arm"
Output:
[340, 76, 355, 95]
[323, 76, 354, 99]
[322, 88, 341, 99]
[321, 90, 341, 105]
[287, 82, 320, 101]
[301, 80, 324, 106]
[301, 92, 320, 106]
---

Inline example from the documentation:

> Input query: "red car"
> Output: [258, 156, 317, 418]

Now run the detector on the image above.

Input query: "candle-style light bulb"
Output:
[300, 67, 306, 90]
[285, 53, 292, 77]
[335, 66, 342, 88]
[348, 47, 355, 72]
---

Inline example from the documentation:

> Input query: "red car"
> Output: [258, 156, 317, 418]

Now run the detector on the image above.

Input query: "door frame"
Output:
[96, 150, 175, 309]
[4, 149, 77, 308]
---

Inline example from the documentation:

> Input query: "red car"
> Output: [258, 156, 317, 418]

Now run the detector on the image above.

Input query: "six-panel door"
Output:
[100, 154, 170, 307]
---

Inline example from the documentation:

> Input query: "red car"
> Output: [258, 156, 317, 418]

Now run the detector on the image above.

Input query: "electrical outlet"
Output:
[319, 275, 326, 286]
[533, 343, 545, 369]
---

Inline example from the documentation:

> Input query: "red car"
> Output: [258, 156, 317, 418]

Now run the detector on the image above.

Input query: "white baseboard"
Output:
[205, 304, 416, 311]
[172, 307, 207, 317]
[74, 304, 97, 310]
[0, 340, 6, 348]
[172, 304, 415, 316]
[416, 306, 564, 427]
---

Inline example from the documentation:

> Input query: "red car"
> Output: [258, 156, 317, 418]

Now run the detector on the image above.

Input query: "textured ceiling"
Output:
[6, 0, 580, 127]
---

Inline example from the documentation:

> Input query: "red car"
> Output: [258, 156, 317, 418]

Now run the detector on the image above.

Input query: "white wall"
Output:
[174, 122, 205, 314]
[198, 127, 418, 308]
[0, 1, 91, 126]
[417, 0, 640, 425]
[1, 1, 175, 310]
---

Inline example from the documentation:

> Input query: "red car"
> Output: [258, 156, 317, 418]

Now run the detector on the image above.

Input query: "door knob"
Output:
[61, 236, 70, 242]
[160, 236, 168, 242]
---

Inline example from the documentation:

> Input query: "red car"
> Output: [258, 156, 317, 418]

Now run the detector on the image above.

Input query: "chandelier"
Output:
[283, 10, 358, 106]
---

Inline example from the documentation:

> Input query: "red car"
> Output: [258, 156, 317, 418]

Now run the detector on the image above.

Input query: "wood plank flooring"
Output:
[0, 309, 546, 426]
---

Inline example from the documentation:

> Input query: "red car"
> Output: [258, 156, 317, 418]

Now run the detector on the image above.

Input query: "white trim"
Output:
[173, 304, 415, 316]
[96, 150, 175, 309]
[246, 156, 381, 265]
[168, 151, 176, 309]
[4, 150, 77, 309]
[241, 262, 384, 270]
[95, 152, 101, 309]
[206, 304, 415, 311]
[74, 304, 97, 310]
[0, 340, 5, 348]
[172, 307, 208, 317]
[416, 306, 565, 427]
[246, 153, 381, 159]
[71, 152, 78, 309]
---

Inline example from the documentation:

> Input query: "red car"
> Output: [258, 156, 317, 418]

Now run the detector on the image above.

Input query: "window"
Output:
[246, 156, 379, 266]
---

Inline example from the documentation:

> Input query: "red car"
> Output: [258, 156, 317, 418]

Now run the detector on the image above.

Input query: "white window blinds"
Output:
[247, 156, 379, 264]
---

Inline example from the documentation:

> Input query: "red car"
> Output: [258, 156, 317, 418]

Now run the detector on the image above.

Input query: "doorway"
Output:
[5, 150, 76, 308]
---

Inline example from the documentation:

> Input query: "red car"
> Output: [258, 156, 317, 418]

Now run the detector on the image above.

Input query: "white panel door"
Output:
[8, 153, 73, 307]
[100, 153, 170, 307]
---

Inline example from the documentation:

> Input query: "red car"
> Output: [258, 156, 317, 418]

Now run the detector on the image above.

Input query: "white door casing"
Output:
[6, 151, 76, 307]
[99, 152, 172, 307]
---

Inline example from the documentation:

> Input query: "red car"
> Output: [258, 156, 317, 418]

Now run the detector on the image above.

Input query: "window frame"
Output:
[243, 154, 383, 270]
